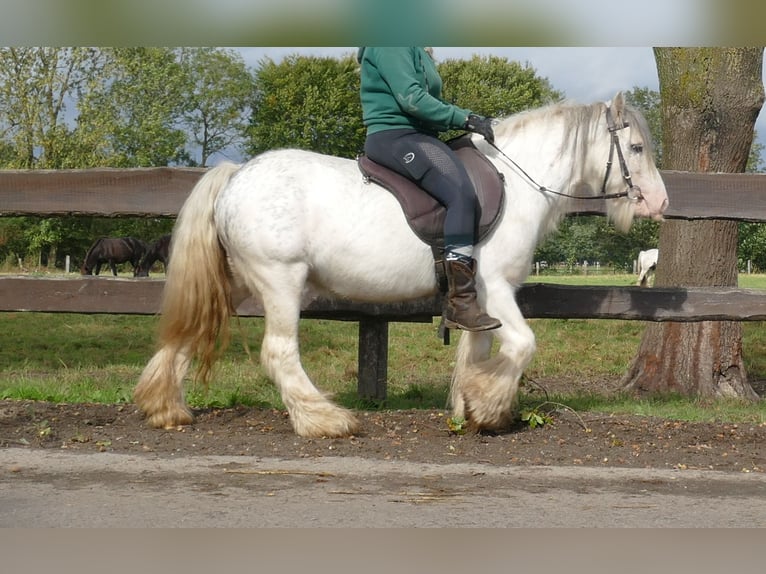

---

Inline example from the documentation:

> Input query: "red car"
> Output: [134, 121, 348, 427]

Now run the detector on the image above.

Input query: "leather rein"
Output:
[487, 104, 644, 203]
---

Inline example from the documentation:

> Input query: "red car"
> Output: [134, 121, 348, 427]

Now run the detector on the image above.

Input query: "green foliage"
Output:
[446, 416, 467, 435]
[437, 54, 563, 140]
[75, 47, 189, 168]
[520, 407, 553, 428]
[739, 222, 766, 272]
[0, 47, 105, 169]
[624, 87, 663, 166]
[246, 54, 365, 158]
[534, 216, 660, 270]
[0, 47, 253, 267]
[177, 47, 254, 166]
[438, 55, 562, 117]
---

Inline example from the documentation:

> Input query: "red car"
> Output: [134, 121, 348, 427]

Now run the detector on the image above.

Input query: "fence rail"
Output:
[3, 167, 766, 399]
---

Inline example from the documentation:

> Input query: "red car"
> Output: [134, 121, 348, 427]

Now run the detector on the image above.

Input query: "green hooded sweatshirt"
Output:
[357, 47, 473, 136]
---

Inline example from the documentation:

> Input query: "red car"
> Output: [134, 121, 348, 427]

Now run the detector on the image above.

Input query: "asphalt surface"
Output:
[2, 448, 765, 527]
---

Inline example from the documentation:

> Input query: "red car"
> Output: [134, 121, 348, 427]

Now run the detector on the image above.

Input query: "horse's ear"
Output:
[611, 91, 625, 115]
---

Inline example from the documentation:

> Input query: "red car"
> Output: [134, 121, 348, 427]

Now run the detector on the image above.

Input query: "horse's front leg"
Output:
[449, 282, 536, 432]
[110, 261, 118, 276]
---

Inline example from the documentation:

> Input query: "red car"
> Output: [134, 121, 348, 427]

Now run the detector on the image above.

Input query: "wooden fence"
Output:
[3, 167, 766, 399]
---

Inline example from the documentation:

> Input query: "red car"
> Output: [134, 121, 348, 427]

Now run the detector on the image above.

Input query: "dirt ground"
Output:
[1, 376, 764, 474]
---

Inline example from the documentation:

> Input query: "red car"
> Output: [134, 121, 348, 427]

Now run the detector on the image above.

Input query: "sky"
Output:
[237, 46, 766, 156]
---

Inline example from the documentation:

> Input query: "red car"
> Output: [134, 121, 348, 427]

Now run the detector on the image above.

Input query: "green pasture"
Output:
[1, 273, 765, 424]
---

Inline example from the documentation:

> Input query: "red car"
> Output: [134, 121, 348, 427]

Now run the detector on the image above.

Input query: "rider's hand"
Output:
[464, 114, 495, 144]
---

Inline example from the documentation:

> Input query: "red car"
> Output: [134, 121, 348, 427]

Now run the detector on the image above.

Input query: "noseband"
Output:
[599, 105, 644, 202]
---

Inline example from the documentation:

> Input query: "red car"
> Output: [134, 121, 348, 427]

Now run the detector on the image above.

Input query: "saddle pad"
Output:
[358, 135, 505, 248]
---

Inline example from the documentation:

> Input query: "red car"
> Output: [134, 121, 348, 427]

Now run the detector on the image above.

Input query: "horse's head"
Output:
[601, 92, 669, 232]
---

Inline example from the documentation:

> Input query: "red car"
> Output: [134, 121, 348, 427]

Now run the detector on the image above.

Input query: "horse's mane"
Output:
[493, 98, 654, 157]
[83, 237, 105, 264]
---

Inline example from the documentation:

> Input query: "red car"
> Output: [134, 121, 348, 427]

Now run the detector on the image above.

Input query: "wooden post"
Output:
[357, 319, 389, 400]
[65, 255, 70, 274]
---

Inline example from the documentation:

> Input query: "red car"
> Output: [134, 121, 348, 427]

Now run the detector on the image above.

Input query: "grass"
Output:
[1, 272, 765, 424]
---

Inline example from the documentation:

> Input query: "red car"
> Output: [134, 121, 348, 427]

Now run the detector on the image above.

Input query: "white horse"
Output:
[637, 248, 659, 286]
[134, 92, 668, 438]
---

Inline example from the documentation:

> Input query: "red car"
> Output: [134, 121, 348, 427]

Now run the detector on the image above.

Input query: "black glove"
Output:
[464, 114, 495, 144]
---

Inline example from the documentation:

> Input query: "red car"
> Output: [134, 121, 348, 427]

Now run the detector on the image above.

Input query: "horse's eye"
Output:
[631, 143, 644, 153]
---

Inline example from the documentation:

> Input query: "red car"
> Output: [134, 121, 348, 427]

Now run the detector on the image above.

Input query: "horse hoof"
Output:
[462, 394, 515, 433]
[144, 407, 194, 429]
[290, 403, 360, 438]
[293, 415, 360, 438]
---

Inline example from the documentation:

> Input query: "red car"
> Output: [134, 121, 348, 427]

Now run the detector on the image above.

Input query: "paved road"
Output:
[2, 448, 765, 527]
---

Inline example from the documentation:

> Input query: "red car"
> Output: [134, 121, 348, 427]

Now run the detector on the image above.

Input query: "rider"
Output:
[358, 46, 501, 331]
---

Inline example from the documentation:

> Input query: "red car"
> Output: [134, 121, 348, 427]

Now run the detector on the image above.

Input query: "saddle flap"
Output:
[358, 155, 446, 245]
[357, 135, 505, 248]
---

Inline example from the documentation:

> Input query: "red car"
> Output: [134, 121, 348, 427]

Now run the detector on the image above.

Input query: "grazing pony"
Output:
[136, 234, 172, 277]
[135, 93, 669, 438]
[80, 236, 148, 276]
[637, 248, 659, 287]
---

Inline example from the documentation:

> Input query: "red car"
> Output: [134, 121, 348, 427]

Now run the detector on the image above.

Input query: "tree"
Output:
[0, 48, 109, 266]
[0, 47, 104, 169]
[245, 53, 562, 160]
[437, 54, 562, 140]
[622, 48, 764, 399]
[246, 54, 365, 158]
[625, 87, 663, 165]
[177, 47, 254, 166]
[74, 47, 189, 168]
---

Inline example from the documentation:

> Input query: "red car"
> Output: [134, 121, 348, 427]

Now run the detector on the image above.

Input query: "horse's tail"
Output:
[155, 161, 242, 384]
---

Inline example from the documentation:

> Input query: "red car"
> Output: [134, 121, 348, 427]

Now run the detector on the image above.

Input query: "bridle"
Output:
[599, 105, 644, 201]
[486, 104, 645, 202]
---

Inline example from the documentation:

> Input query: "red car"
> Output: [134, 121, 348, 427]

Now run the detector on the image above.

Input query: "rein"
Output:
[486, 104, 644, 203]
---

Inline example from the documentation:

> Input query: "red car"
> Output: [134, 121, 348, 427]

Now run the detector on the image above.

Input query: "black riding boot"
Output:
[443, 257, 502, 331]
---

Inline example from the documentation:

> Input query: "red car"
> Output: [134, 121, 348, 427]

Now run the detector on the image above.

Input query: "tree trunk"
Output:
[622, 47, 764, 400]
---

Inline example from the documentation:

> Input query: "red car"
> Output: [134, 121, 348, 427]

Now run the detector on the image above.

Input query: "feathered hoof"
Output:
[134, 390, 194, 429]
[290, 399, 361, 438]
[144, 406, 195, 430]
[461, 392, 517, 433]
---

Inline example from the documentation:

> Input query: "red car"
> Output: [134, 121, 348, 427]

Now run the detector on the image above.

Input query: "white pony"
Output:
[637, 248, 659, 286]
[134, 92, 668, 438]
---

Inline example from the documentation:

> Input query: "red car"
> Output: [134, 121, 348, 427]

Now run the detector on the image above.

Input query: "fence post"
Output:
[357, 319, 389, 400]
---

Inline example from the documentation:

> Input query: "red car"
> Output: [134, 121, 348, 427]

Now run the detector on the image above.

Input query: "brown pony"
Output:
[136, 234, 171, 277]
[80, 236, 148, 276]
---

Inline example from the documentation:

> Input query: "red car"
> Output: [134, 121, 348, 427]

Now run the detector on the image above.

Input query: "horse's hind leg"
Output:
[135, 272, 252, 429]
[244, 262, 360, 438]
[134, 344, 194, 428]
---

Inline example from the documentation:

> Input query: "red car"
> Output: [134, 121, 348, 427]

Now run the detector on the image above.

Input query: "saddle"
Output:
[357, 135, 505, 248]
